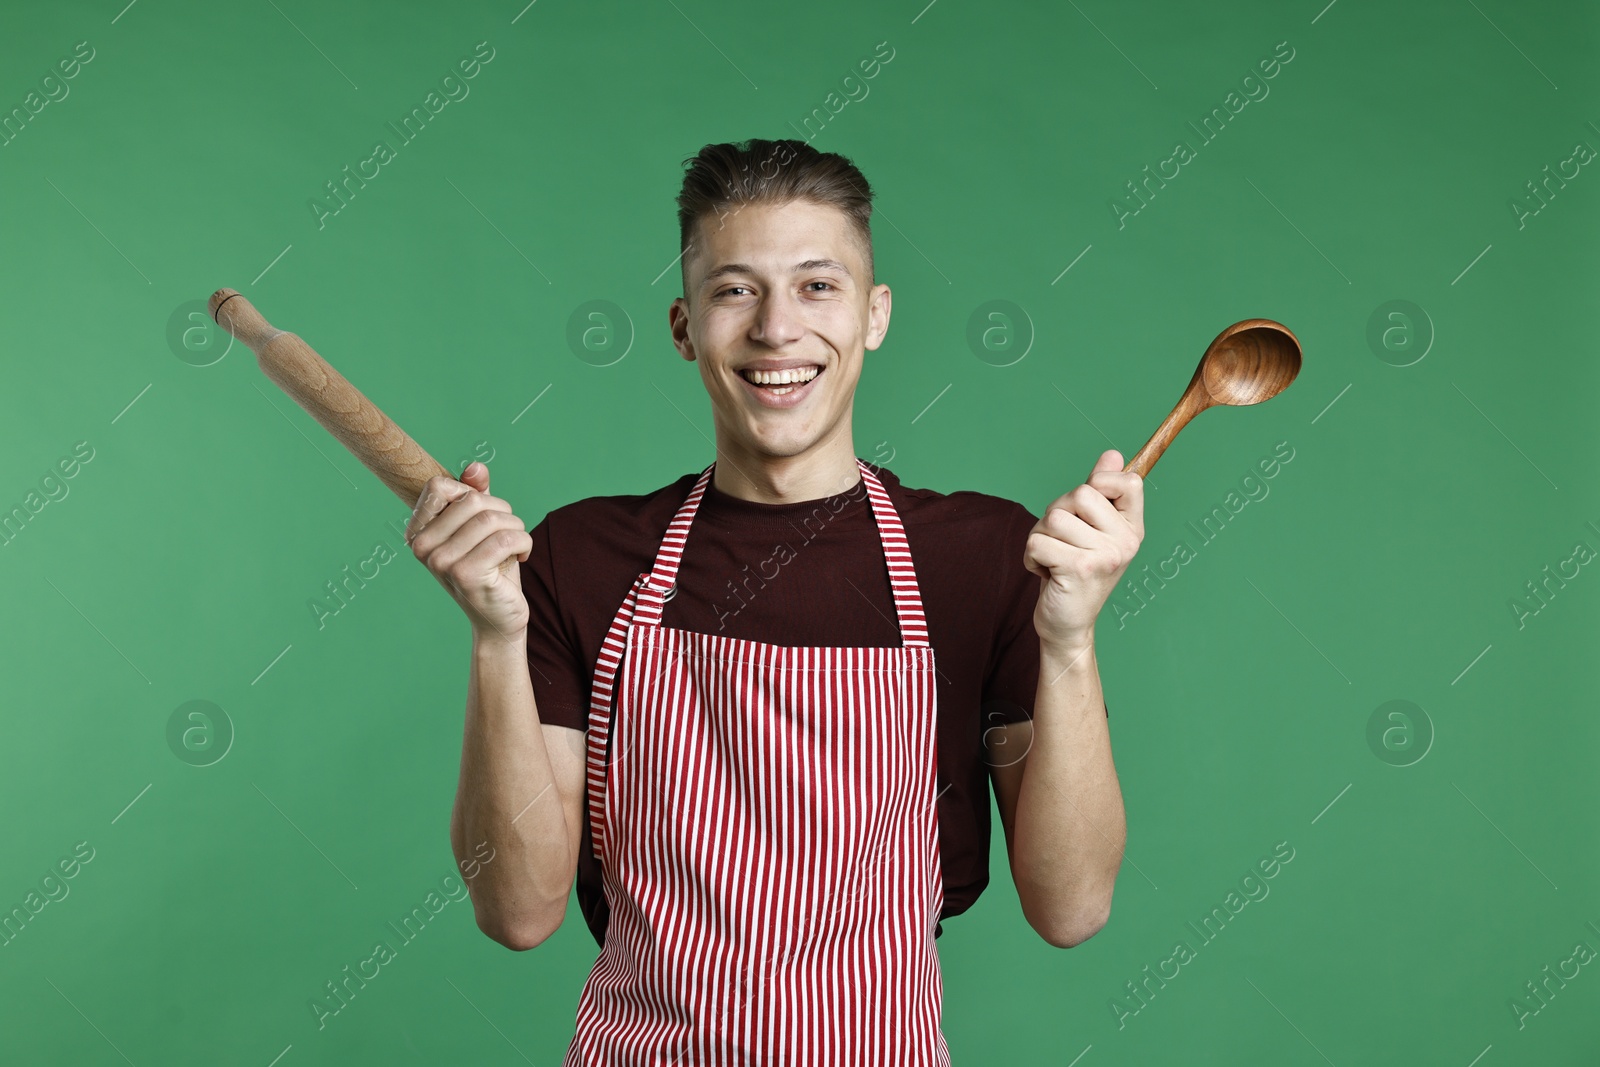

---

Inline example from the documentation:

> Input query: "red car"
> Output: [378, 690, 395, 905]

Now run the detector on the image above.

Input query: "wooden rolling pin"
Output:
[208, 288, 450, 507]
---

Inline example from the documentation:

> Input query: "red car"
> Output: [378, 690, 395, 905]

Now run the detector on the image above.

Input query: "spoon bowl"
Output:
[1124, 318, 1301, 478]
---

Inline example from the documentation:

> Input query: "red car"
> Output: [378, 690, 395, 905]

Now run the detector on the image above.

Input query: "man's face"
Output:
[669, 199, 890, 461]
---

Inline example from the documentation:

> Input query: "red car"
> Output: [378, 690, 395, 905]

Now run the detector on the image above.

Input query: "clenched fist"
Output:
[1024, 449, 1145, 653]
[405, 462, 532, 640]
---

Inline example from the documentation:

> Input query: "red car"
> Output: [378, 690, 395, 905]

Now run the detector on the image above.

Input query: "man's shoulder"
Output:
[542, 471, 701, 528]
[875, 465, 1038, 532]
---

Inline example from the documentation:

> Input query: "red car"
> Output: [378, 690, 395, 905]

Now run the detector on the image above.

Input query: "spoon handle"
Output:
[1123, 382, 1210, 478]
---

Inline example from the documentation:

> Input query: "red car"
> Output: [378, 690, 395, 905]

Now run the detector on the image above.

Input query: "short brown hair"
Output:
[675, 138, 876, 293]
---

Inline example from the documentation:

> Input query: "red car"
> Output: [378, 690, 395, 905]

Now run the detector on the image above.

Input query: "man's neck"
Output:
[710, 436, 862, 505]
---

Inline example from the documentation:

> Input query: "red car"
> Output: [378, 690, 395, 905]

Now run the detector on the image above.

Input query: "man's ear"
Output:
[864, 282, 892, 351]
[668, 297, 695, 362]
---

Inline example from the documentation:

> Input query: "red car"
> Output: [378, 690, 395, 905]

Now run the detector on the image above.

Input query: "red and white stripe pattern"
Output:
[569, 458, 948, 1065]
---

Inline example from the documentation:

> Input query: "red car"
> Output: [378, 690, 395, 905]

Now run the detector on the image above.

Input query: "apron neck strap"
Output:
[633, 458, 930, 647]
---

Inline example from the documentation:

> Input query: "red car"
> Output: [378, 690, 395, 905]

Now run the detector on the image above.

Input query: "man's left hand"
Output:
[1024, 449, 1146, 653]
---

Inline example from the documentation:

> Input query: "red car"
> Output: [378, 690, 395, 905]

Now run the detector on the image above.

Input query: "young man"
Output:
[405, 138, 1143, 1063]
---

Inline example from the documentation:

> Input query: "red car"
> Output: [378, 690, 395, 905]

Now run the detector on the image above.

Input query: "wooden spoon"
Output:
[1123, 318, 1302, 478]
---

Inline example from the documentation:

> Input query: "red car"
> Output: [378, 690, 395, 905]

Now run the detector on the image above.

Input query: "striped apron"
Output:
[564, 457, 949, 1066]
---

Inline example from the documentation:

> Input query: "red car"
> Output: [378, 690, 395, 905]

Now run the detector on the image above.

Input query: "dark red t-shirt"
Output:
[519, 462, 1099, 947]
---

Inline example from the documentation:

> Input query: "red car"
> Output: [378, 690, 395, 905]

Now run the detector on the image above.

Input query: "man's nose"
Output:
[751, 292, 805, 346]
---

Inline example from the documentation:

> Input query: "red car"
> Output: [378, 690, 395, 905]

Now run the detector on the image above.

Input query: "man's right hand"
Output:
[406, 462, 533, 640]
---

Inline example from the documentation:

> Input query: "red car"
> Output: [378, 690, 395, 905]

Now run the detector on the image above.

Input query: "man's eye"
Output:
[719, 286, 751, 297]
[805, 281, 835, 292]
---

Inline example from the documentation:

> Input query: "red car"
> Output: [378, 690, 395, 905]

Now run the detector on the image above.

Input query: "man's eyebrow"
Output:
[701, 258, 853, 285]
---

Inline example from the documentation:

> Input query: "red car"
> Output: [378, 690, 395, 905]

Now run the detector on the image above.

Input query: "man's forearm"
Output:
[1010, 639, 1126, 947]
[451, 629, 574, 948]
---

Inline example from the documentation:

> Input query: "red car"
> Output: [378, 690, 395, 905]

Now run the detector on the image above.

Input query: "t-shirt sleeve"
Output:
[981, 503, 1042, 727]
[981, 503, 1109, 726]
[520, 512, 589, 731]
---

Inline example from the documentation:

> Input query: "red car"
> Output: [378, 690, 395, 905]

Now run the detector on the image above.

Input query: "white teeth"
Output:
[741, 366, 820, 386]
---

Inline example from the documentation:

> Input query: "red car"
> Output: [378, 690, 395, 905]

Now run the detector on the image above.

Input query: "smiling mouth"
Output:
[738, 365, 823, 396]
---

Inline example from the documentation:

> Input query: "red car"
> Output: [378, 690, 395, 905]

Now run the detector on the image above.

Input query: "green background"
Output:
[2, 0, 1596, 1063]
